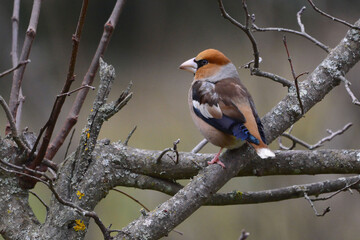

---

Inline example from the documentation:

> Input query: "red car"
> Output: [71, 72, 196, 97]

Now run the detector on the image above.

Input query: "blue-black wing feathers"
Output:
[193, 107, 260, 145]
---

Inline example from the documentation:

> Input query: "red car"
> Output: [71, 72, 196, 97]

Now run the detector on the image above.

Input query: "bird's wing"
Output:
[191, 79, 261, 144]
[216, 78, 267, 145]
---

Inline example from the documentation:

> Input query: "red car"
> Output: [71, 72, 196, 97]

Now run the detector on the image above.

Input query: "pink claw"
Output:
[207, 148, 226, 168]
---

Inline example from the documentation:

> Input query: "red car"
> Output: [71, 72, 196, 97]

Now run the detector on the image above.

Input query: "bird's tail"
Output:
[255, 147, 275, 159]
[250, 142, 275, 159]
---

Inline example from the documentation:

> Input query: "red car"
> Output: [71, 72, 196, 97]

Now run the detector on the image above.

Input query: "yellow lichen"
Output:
[76, 190, 85, 200]
[73, 219, 86, 231]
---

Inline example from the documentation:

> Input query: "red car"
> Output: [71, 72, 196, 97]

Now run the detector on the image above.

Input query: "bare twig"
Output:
[307, 0, 360, 31]
[156, 139, 180, 164]
[28, 126, 47, 163]
[282, 122, 352, 150]
[278, 136, 296, 150]
[217, 0, 260, 68]
[29, 190, 49, 211]
[252, 5, 330, 53]
[311, 178, 360, 202]
[304, 192, 331, 217]
[57, 85, 95, 98]
[191, 138, 208, 153]
[0, 95, 30, 152]
[112, 188, 150, 212]
[296, 6, 306, 33]
[30, 0, 90, 171]
[124, 125, 137, 146]
[283, 36, 305, 115]
[103, 81, 133, 121]
[238, 229, 250, 240]
[339, 76, 360, 106]
[11, 0, 24, 131]
[47, 0, 126, 161]
[0, 60, 31, 79]
[64, 128, 76, 160]
[250, 68, 293, 88]
[11, 0, 20, 66]
[8, 0, 42, 126]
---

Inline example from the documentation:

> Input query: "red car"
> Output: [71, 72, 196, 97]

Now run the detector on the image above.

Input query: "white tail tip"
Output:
[256, 148, 275, 159]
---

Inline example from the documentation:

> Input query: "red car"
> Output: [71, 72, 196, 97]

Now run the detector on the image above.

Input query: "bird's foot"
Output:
[207, 154, 226, 169]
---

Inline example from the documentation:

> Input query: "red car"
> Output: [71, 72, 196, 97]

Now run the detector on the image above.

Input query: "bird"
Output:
[179, 49, 275, 168]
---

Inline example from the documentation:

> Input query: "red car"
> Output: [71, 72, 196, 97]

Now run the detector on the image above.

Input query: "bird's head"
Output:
[179, 49, 232, 80]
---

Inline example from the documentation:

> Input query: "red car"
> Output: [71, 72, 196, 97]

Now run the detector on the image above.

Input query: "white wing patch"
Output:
[193, 100, 221, 119]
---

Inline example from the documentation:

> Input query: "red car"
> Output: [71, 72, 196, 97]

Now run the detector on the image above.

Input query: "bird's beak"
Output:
[179, 57, 197, 74]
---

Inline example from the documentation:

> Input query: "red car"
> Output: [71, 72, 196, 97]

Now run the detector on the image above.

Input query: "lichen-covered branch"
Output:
[206, 175, 360, 205]
[0, 138, 40, 240]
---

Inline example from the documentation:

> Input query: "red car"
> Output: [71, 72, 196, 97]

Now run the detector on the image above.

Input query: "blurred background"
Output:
[1, 0, 360, 239]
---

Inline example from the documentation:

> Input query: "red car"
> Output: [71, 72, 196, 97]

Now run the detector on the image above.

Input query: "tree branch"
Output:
[339, 76, 360, 106]
[8, 0, 42, 127]
[307, 0, 360, 31]
[29, 0, 89, 172]
[205, 175, 360, 205]
[282, 122, 353, 150]
[252, 5, 331, 53]
[0, 60, 31, 79]
[250, 68, 293, 87]
[46, 0, 126, 161]
[217, 0, 260, 68]
[0, 96, 30, 152]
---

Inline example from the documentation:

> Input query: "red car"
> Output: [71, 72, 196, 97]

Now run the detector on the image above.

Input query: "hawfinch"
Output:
[179, 49, 275, 168]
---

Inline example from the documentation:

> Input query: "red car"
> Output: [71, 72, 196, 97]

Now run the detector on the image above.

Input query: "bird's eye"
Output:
[195, 59, 209, 69]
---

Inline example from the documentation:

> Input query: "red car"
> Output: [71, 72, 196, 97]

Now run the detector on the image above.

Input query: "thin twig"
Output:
[64, 128, 76, 160]
[311, 178, 360, 202]
[296, 6, 306, 33]
[0, 60, 31, 79]
[57, 85, 95, 98]
[112, 188, 150, 212]
[240, 57, 262, 69]
[307, 0, 360, 31]
[31, 0, 90, 171]
[339, 76, 360, 106]
[156, 139, 180, 164]
[283, 36, 305, 115]
[8, 0, 42, 127]
[252, 5, 331, 53]
[124, 125, 137, 146]
[111, 188, 184, 236]
[0, 95, 30, 152]
[47, 0, 126, 161]
[11, 0, 20, 67]
[191, 138, 208, 153]
[28, 126, 47, 164]
[11, 0, 23, 131]
[251, 68, 293, 88]
[282, 122, 352, 150]
[29, 190, 49, 211]
[304, 192, 331, 217]
[217, 0, 260, 68]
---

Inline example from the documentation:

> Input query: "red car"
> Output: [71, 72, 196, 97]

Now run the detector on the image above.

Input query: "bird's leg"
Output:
[208, 148, 226, 168]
